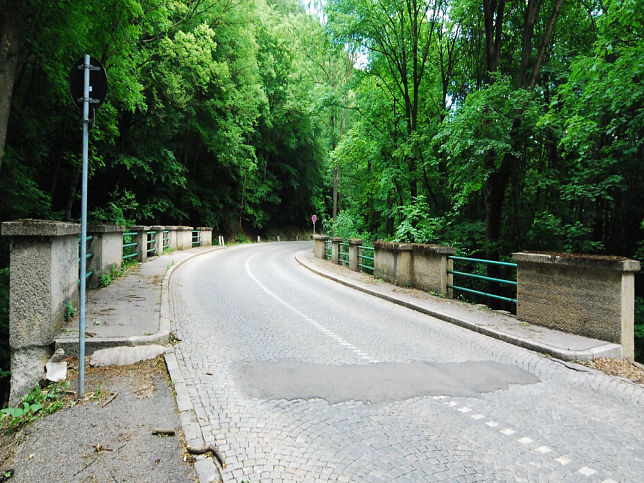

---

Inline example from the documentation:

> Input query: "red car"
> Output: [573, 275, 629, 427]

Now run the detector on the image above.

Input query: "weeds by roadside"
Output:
[0, 382, 69, 432]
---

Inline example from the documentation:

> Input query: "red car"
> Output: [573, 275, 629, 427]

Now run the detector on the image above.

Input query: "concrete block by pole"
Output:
[1, 220, 81, 404]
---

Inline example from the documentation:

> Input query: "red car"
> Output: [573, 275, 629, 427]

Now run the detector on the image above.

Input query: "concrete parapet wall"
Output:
[411, 244, 456, 295]
[1, 220, 81, 403]
[149, 226, 165, 256]
[164, 226, 179, 251]
[373, 242, 414, 286]
[87, 224, 125, 289]
[313, 235, 328, 259]
[514, 252, 640, 360]
[176, 226, 193, 250]
[197, 227, 213, 246]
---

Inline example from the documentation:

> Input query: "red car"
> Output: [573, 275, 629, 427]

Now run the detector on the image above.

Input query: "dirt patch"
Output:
[576, 358, 644, 385]
[0, 356, 195, 482]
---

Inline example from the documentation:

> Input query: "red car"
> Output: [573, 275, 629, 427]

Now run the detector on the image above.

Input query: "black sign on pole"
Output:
[69, 56, 108, 110]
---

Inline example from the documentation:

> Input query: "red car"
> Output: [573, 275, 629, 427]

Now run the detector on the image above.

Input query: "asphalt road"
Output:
[170, 242, 644, 482]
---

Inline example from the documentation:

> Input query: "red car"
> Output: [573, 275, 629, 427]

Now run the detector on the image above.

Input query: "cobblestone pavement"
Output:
[169, 242, 644, 482]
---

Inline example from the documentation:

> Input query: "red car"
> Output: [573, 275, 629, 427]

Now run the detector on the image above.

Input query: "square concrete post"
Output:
[131, 225, 149, 263]
[87, 224, 126, 289]
[197, 227, 213, 246]
[176, 226, 194, 250]
[313, 235, 329, 259]
[331, 237, 343, 265]
[149, 225, 165, 257]
[1, 220, 81, 404]
[164, 226, 178, 251]
[411, 244, 457, 296]
[513, 252, 641, 360]
[348, 239, 364, 272]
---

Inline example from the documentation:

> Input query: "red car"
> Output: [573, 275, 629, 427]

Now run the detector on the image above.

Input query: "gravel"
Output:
[576, 357, 644, 384]
[0, 356, 196, 482]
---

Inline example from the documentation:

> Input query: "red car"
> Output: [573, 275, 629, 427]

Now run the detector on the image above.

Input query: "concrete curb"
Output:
[294, 251, 623, 362]
[165, 352, 220, 482]
[55, 246, 222, 356]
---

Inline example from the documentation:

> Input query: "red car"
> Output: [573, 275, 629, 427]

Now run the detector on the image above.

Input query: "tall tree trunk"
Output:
[0, 0, 28, 174]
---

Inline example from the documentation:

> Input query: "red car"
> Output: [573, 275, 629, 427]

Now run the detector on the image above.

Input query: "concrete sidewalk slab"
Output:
[295, 250, 623, 362]
[55, 246, 221, 356]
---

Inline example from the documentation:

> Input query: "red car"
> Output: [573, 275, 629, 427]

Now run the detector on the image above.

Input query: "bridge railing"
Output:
[0, 220, 216, 403]
[312, 234, 640, 361]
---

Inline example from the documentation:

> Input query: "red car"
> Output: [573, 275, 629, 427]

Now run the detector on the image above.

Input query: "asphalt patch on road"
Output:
[232, 360, 540, 403]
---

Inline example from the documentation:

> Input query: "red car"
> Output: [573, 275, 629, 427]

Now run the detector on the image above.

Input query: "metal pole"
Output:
[78, 54, 90, 398]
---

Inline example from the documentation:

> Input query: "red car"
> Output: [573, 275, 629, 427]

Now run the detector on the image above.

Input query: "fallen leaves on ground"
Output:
[576, 358, 644, 385]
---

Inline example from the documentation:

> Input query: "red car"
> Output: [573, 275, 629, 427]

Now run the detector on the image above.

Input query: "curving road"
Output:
[170, 242, 644, 482]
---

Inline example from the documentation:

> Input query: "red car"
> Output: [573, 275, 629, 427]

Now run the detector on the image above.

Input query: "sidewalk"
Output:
[295, 250, 624, 362]
[55, 246, 221, 356]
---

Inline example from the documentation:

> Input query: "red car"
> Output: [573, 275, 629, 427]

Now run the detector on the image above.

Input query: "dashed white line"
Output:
[578, 467, 597, 476]
[556, 456, 572, 466]
[518, 436, 533, 445]
[245, 253, 380, 364]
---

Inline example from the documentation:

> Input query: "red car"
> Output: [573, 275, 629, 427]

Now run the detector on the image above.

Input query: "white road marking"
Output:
[245, 253, 380, 364]
[578, 467, 597, 476]
[518, 437, 533, 445]
[500, 428, 516, 436]
[535, 446, 552, 454]
[556, 456, 572, 466]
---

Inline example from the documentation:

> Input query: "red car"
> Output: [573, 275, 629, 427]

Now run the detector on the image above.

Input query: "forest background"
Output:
[0, 0, 642, 404]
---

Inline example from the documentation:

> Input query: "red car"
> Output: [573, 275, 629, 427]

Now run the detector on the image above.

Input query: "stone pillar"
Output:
[149, 226, 165, 256]
[176, 226, 194, 250]
[197, 227, 213, 246]
[514, 252, 641, 360]
[313, 235, 329, 259]
[411, 244, 457, 296]
[164, 226, 178, 251]
[348, 239, 364, 272]
[373, 242, 414, 287]
[1, 220, 81, 404]
[130, 225, 149, 263]
[331, 237, 343, 265]
[87, 224, 125, 289]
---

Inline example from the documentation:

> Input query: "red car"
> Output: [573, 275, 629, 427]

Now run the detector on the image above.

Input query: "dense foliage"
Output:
[1, 0, 642, 398]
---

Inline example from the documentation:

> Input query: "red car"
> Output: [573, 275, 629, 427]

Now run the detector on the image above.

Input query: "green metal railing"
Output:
[146, 230, 156, 255]
[358, 245, 374, 274]
[339, 242, 349, 267]
[324, 240, 332, 260]
[447, 256, 517, 303]
[78, 235, 94, 282]
[163, 230, 169, 251]
[122, 231, 138, 260]
[192, 230, 201, 247]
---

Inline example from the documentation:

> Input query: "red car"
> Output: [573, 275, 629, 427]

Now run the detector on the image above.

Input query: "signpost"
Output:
[312, 214, 317, 235]
[69, 55, 107, 398]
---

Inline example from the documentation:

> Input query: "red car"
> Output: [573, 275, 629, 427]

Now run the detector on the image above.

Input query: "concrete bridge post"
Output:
[87, 224, 125, 288]
[313, 235, 328, 259]
[348, 239, 364, 272]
